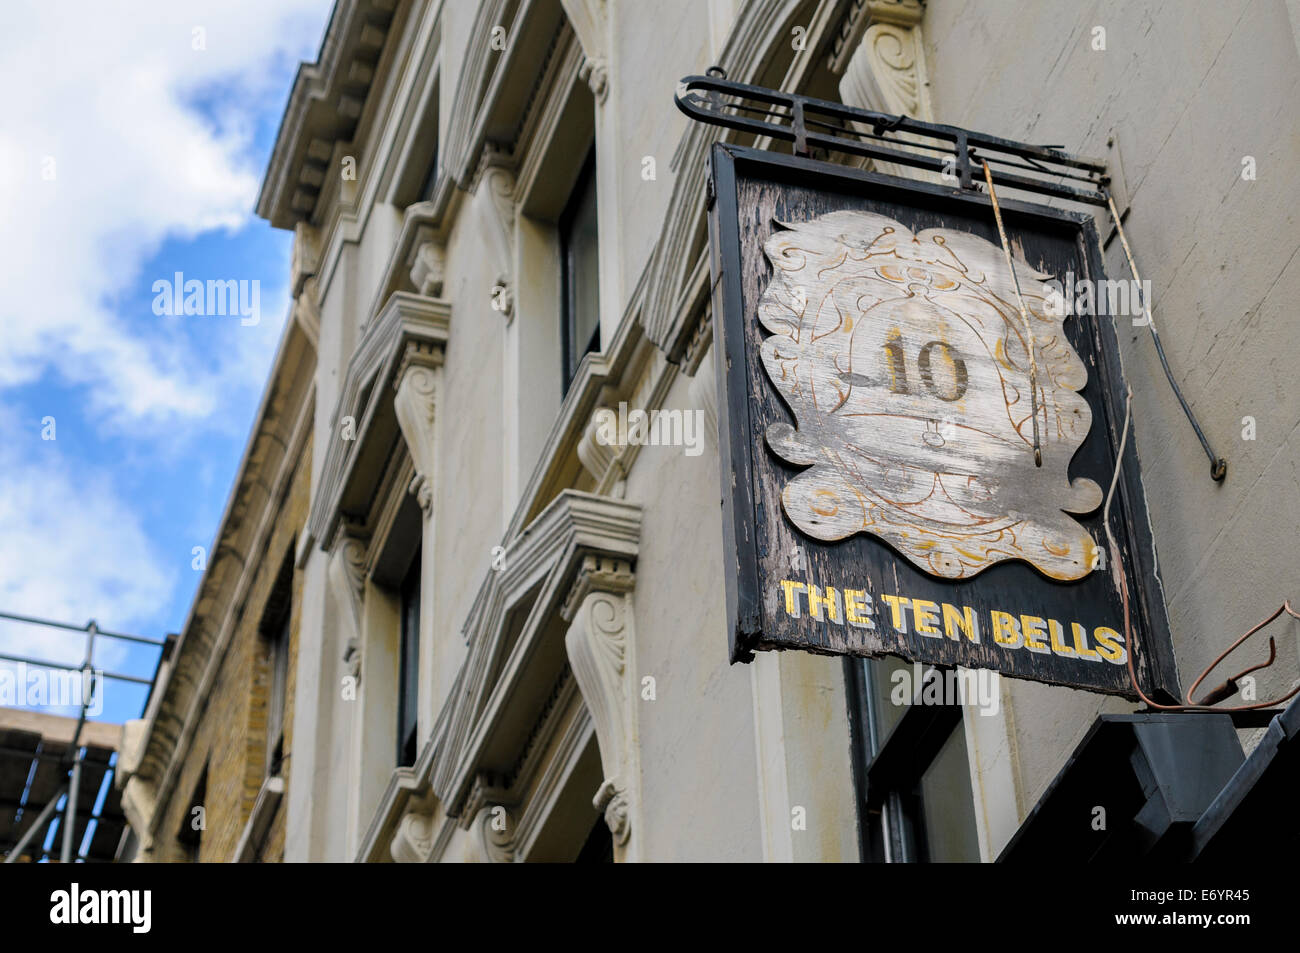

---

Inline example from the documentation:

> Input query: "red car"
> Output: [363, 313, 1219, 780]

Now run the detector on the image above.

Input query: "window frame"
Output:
[845, 658, 976, 862]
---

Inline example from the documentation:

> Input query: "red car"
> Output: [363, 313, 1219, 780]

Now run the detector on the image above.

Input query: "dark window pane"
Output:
[575, 815, 613, 863]
[561, 151, 600, 391]
[417, 145, 439, 203]
[267, 610, 290, 776]
[398, 553, 421, 767]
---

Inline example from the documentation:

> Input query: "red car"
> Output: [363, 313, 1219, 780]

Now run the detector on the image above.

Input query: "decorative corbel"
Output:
[390, 791, 438, 864]
[328, 533, 367, 680]
[472, 150, 516, 322]
[578, 56, 608, 102]
[576, 405, 630, 496]
[470, 803, 516, 863]
[561, 554, 639, 859]
[833, 0, 932, 118]
[393, 342, 442, 516]
[290, 221, 321, 298]
[408, 239, 445, 298]
[292, 276, 321, 350]
[562, 0, 610, 103]
[833, 0, 936, 180]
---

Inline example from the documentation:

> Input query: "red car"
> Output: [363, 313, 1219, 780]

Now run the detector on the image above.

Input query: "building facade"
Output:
[116, 0, 1300, 862]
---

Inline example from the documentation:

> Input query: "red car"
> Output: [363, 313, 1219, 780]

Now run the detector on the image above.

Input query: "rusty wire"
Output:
[982, 160, 1043, 467]
[1104, 387, 1300, 712]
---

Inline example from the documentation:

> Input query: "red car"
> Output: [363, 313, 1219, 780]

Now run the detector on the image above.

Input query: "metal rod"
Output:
[60, 752, 81, 863]
[3, 781, 68, 863]
[982, 161, 1043, 466]
[0, 609, 165, 646]
[675, 74, 1111, 206]
[678, 74, 1107, 171]
[0, 651, 153, 685]
[1105, 193, 1227, 482]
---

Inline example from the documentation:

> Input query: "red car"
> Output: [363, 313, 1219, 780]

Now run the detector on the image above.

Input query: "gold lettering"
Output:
[844, 590, 875, 629]
[912, 599, 940, 636]
[879, 594, 912, 633]
[1094, 626, 1127, 664]
[942, 603, 979, 643]
[808, 585, 841, 623]
[991, 611, 1023, 648]
[1021, 615, 1049, 653]
[1047, 619, 1075, 656]
[1072, 622, 1100, 660]
[780, 580, 806, 618]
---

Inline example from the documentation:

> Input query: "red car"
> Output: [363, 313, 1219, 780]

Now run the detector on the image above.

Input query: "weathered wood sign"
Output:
[708, 144, 1179, 698]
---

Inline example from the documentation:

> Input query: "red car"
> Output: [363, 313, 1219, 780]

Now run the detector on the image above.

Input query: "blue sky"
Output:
[0, 1, 334, 724]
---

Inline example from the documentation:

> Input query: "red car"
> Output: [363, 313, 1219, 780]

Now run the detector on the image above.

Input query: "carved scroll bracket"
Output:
[409, 238, 446, 298]
[328, 532, 367, 681]
[563, 0, 610, 104]
[562, 555, 639, 858]
[834, 0, 935, 180]
[470, 803, 517, 863]
[393, 342, 443, 515]
[471, 152, 517, 322]
[390, 790, 439, 864]
[577, 405, 629, 496]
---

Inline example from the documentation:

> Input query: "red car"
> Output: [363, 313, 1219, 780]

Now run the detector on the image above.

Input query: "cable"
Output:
[982, 160, 1043, 466]
[1105, 194, 1227, 482]
[1104, 387, 1299, 711]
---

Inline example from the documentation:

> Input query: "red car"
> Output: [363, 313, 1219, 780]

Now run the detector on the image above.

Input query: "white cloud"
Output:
[0, 0, 327, 428]
[0, 407, 175, 670]
[0, 2, 329, 692]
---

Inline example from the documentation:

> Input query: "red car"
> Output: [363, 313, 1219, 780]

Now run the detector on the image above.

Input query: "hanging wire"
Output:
[1105, 194, 1227, 482]
[982, 160, 1042, 466]
[1103, 388, 1299, 712]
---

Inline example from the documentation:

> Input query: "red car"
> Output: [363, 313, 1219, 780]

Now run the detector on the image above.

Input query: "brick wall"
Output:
[152, 435, 312, 863]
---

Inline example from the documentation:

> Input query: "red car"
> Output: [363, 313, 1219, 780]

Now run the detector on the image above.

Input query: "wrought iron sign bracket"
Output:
[676, 70, 1111, 207]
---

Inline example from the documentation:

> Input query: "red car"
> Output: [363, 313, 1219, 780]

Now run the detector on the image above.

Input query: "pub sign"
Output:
[707, 144, 1179, 699]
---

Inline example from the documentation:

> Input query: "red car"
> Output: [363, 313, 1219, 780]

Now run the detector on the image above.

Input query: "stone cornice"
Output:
[256, 0, 402, 230]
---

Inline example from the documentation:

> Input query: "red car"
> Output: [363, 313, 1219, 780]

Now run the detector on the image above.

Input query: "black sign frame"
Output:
[708, 143, 1180, 701]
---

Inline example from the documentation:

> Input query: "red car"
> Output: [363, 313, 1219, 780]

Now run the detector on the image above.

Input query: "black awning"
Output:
[998, 713, 1245, 862]
[1190, 695, 1300, 862]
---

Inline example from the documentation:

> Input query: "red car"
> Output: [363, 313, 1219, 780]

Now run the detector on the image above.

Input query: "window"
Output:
[265, 608, 290, 777]
[560, 148, 600, 393]
[397, 553, 422, 767]
[260, 550, 294, 778]
[178, 765, 207, 863]
[416, 143, 439, 203]
[574, 815, 613, 863]
[846, 658, 980, 862]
